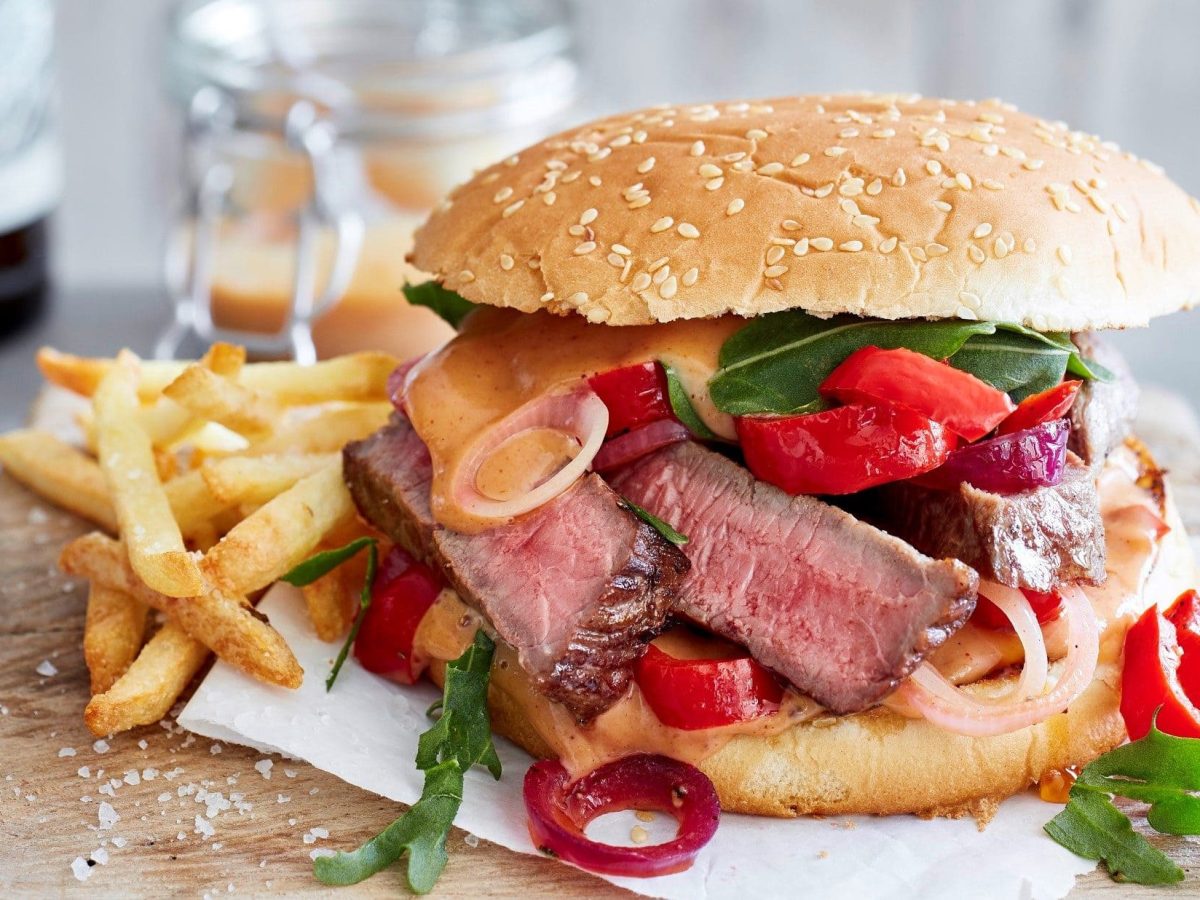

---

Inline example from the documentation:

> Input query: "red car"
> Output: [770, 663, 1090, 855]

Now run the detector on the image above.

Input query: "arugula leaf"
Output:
[403, 281, 477, 329]
[622, 498, 689, 547]
[1045, 791, 1183, 885]
[946, 332, 1070, 402]
[1071, 724, 1200, 835]
[279, 537, 379, 690]
[313, 631, 500, 893]
[662, 363, 719, 440]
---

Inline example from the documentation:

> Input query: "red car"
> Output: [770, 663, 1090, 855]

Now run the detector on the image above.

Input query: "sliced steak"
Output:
[874, 456, 1105, 591]
[343, 417, 688, 721]
[609, 442, 978, 714]
[1070, 333, 1138, 469]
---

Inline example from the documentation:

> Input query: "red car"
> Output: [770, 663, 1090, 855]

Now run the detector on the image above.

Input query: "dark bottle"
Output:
[0, 0, 58, 336]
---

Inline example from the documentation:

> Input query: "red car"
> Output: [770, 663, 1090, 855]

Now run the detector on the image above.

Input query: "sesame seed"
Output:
[1023, 238, 1037, 253]
[493, 187, 513, 203]
[766, 277, 784, 291]
[726, 198, 745, 215]
[814, 183, 834, 198]
[652, 265, 671, 285]
[588, 147, 612, 162]
[628, 196, 651, 209]
[926, 242, 949, 256]
[866, 178, 883, 196]
[983, 144, 1000, 157]
[610, 134, 632, 147]
[757, 162, 785, 176]
[955, 172, 973, 190]
[481, 171, 500, 184]
[1113, 202, 1129, 222]
[638, 157, 656, 174]
[499, 254, 514, 270]
[543, 191, 557, 206]
[1057, 245, 1073, 265]
[606, 253, 625, 267]
[502, 200, 524, 218]
[633, 130, 647, 143]
[911, 245, 928, 262]
[782, 219, 801, 231]
[529, 257, 541, 269]
[648, 256, 669, 273]
[460, 269, 476, 282]
[682, 267, 699, 286]
[540, 291, 554, 302]
[764, 264, 789, 277]
[956, 305, 979, 320]
[893, 167, 907, 187]
[839, 178, 864, 197]
[650, 216, 674, 233]
[574, 241, 596, 255]
[790, 152, 811, 167]
[568, 224, 586, 237]
[677, 222, 700, 239]
[659, 275, 679, 299]
[839, 128, 859, 139]
[810, 237, 834, 251]
[698, 163, 723, 178]
[766, 246, 786, 265]
[925, 160, 943, 176]
[612, 243, 631, 256]
[993, 237, 1010, 259]
[839, 241, 864, 252]
[705, 177, 725, 191]
[879, 236, 898, 253]
[959, 291, 982, 308]
[793, 237, 810, 256]
[690, 141, 705, 157]
[824, 146, 848, 157]
[872, 128, 896, 139]
[504, 155, 519, 166]
[982, 179, 1004, 190]
[968, 244, 986, 264]
[1017, 157, 1039, 170]
[746, 128, 768, 140]
[973, 223, 993, 238]
[631, 272, 652, 292]
[579, 208, 598, 225]
[724, 151, 747, 162]
[852, 214, 880, 227]
[931, 200, 953, 213]
[732, 159, 754, 173]
[568, 291, 588, 305]
[561, 170, 581, 184]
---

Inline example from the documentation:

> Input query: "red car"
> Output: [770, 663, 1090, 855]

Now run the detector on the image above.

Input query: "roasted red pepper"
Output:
[1166, 589, 1200, 700]
[820, 346, 1015, 441]
[996, 380, 1081, 436]
[354, 547, 443, 684]
[736, 403, 955, 495]
[635, 644, 783, 730]
[1120, 605, 1200, 741]
[588, 362, 673, 437]
[972, 589, 1064, 631]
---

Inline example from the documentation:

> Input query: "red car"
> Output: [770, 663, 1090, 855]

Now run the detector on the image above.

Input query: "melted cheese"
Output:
[404, 307, 742, 532]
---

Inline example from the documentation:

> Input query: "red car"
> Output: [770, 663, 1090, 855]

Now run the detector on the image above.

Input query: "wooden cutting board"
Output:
[3, 390, 1200, 897]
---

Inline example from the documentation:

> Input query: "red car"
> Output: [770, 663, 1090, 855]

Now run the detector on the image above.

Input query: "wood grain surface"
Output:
[2, 390, 1199, 897]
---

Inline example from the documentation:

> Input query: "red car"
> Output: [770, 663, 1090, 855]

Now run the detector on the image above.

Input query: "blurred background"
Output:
[2, 0, 1199, 426]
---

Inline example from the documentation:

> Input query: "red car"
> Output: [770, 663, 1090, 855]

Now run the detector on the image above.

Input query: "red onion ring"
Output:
[449, 384, 609, 521]
[981, 582, 1049, 700]
[892, 585, 1099, 737]
[593, 418, 691, 473]
[523, 755, 720, 878]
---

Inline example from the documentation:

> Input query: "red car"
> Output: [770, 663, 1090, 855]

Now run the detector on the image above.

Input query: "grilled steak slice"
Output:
[343, 417, 688, 721]
[874, 456, 1105, 591]
[1070, 333, 1138, 469]
[610, 442, 978, 714]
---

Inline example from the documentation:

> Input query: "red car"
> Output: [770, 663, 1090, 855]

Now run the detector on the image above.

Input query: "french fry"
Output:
[93, 352, 204, 597]
[199, 452, 339, 506]
[139, 345, 244, 449]
[162, 469, 233, 542]
[39, 347, 397, 404]
[0, 430, 118, 531]
[245, 403, 391, 456]
[60, 533, 303, 688]
[201, 462, 355, 595]
[83, 583, 149, 694]
[84, 622, 209, 736]
[163, 365, 282, 438]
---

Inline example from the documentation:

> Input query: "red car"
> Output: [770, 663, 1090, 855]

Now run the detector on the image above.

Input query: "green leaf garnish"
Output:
[708, 311, 1109, 414]
[403, 281, 477, 329]
[280, 536, 378, 691]
[1045, 791, 1183, 885]
[662, 362, 718, 440]
[622, 497, 688, 547]
[313, 631, 500, 893]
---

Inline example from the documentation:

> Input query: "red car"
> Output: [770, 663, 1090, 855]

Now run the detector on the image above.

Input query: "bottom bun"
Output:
[441, 456, 1194, 818]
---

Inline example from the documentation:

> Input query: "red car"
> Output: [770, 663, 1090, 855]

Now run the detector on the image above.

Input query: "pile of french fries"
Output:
[0, 345, 399, 736]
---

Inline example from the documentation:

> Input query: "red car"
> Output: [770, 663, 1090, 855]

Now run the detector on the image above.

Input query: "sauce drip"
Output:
[404, 307, 741, 532]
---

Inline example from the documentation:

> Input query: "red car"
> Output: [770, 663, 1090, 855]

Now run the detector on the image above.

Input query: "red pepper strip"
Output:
[354, 547, 443, 685]
[634, 644, 783, 730]
[972, 589, 1064, 631]
[524, 755, 720, 877]
[1119, 606, 1200, 741]
[996, 380, 1081, 436]
[1166, 589, 1200, 701]
[820, 346, 1015, 441]
[588, 362, 674, 437]
[736, 403, 955, 495]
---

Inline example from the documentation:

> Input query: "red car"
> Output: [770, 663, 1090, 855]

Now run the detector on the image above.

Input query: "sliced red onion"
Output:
[593, 419, 691, 473]
[523, 754, 719, 878]
[891, 585, 1098, 737]
[920, 418, 1069, 494]
[449, 384, 609, 522]
[388, 354, 434, 416]
[981, 582, 1049, 700]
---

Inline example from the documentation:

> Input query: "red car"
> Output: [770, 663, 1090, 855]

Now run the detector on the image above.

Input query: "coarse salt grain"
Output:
[93, 739, 110, 754]
[36, 659, 57, 677]
[91, 848, 109, 865]
[71, 857, 91, 882]
[59, 747, 76, 758]
[98, 801, 119, 830]
[254, 759, 273, 780]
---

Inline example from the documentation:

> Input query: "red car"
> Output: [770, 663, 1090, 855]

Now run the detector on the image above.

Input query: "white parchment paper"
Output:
[179, 586, 1097, 899]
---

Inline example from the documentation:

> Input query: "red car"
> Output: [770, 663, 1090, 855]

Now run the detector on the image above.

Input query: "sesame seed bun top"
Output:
[410, 93, 1200, 330]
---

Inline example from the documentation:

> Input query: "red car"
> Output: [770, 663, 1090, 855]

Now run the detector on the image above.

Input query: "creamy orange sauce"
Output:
[404, 307, 742, 531]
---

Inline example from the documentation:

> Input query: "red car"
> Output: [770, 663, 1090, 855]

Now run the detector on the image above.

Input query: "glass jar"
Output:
[162, 0, 578, 361]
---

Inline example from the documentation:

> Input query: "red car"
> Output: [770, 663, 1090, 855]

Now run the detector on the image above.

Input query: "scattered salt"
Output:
[77, 766, 90, 779]
[58, 747, 76, 758]
[92, 739, 110, 754]
[98, 801, 119, 830]
[36, 660, 58, 677]
[111, 837, 127, 848]
[210, 743, 223, 755]
[276, 794, 290, 804]
[283, 769, 297, 779]
[137, 739, 148, 750]
[123, 770, 140, 786]
[70, 856, 91, 882]
[157, 792, 171, 803]
[309, 848, 335, 860]
[253, 759, 273, 780]
[464, 833, 480, 848]
[91, 848, 109, 865]
[195, 815, 215, 838]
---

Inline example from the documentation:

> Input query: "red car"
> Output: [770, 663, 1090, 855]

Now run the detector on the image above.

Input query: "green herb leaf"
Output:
[313, 631, 499, 892]
[709, 312, 1000, 415]
[662, 362, 718, 440]
[946, 332, 1070, 402]
[325, 539, 379, 691]
[1045, 791, 1183, 885]
[403, 281, 477, 329]
[280, 536, 375, 587]
[622, 497, 689, 546]
[1071, 723, 1200, 835]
